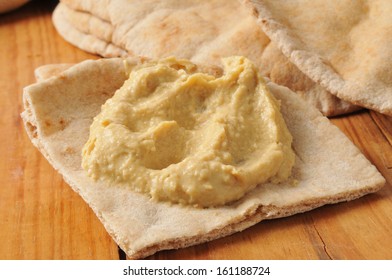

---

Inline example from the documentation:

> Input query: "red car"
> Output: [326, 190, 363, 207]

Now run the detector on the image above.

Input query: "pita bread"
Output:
[52, 4, 127, 58]
[260, 42, 361, 116]
[22, 57, 385, 259]
[57, 2, 114, 43]
[60, 0, 111, 22]
[53, 1, 360, 117]
[245, 0, 392, 116]
[34, 63, 74, 82]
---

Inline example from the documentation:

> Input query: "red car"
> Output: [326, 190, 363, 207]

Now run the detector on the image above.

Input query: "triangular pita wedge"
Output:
[22, 57, 385, 259]
[245, 0, 392, 115]
[53, 0, 359, 117]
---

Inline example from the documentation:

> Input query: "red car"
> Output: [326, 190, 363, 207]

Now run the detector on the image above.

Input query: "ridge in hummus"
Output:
[82, 56, 295, 207]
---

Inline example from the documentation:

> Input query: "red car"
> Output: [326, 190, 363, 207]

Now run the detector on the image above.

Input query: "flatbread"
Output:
[60, 0, 111, 22]
[245, 0, 392, 116]
[260, 42, 361, 116]
[52, 4, 127, 57]
[58, 2, 114, 43]
[34, 63, 74, 81]
[53, 1, 360, 117]
[21, 57, 385, 259]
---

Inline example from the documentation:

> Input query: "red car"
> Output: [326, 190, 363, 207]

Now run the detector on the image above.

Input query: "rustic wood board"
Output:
[0, 0, 391, 260]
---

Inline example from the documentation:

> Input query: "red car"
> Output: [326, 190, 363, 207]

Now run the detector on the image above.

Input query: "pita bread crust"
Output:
[245, 0, 392, 115]
[55, 1, 360, 117]
[22, 58, 384, 259]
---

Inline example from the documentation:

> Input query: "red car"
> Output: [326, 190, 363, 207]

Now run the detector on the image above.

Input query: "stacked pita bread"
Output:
[22, 57, 385, 259]
[52, 0, 362, 117]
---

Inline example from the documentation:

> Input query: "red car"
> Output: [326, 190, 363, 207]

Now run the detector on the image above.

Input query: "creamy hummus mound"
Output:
[82, 56, 295, 207]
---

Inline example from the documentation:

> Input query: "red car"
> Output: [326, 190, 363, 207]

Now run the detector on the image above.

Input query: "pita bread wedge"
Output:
[21, 57, 384, 259]
[54, 1, 360, 117]
[245, 0, 392, 116]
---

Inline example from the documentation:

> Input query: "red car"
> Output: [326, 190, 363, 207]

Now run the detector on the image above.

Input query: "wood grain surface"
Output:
[0, 0, 391, 260]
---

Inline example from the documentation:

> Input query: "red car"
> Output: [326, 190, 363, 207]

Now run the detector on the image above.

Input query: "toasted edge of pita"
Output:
[22, 58, 385, 259]
[52, 4, 127, 58]
[244, 0, 392, 116]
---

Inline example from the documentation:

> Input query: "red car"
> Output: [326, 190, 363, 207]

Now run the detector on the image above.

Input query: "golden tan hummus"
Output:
[82, 56, 295, 207]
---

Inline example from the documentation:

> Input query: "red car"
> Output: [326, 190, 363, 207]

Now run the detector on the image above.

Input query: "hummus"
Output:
[82, 56, 295, 207]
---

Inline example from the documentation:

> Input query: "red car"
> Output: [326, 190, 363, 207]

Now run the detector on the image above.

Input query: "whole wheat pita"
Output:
[21, 57, 384, 259]
[245, 0, 392, 116]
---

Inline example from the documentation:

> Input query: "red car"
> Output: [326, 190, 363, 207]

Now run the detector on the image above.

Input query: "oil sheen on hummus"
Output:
[82, 56, 295, 207]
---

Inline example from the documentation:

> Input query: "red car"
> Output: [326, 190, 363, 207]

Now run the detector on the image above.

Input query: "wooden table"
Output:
[1, 0, 391, 260]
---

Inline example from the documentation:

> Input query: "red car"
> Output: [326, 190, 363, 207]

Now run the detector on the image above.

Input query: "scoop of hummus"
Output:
[82, 56, 295, 207]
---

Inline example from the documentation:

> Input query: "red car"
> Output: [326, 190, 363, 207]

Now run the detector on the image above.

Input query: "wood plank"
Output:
[315, 112, 392, 259]
[331, 111, 392, 182]
[147, 213, 330, 260]
[0, 0, 119, 259]
[370, 112, 392, 168]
